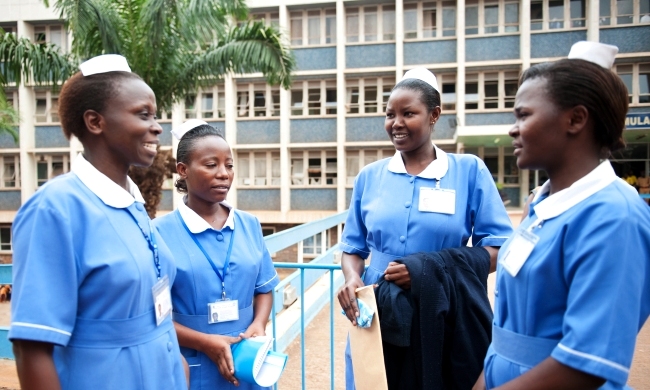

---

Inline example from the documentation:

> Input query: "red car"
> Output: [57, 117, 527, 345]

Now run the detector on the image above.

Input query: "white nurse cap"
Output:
[79, 54, 132, 76]
[567, 41, 618, 69]
[171, 119, 209, 140]
[400, 67, 439, 92]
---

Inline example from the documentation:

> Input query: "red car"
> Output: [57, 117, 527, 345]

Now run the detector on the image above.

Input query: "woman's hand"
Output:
[200, 334, 242, 386]
[384, 262, 411, 289]
[241, 322, 266, 339]
[338, 273, 365, 326]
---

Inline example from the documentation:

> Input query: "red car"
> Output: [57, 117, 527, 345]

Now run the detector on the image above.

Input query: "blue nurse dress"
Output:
[341, 145, 514, 389]
[9, 154, 186, 390]
[153, 200, 279, 390]
[484, 161, 650, 390]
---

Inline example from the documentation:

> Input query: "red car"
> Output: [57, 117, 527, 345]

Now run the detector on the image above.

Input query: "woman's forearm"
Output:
[494, 357, 605, 390]
[251, 291, 273, 329]
[13, 340, 61, 390]
[174, 321, 209, 352]
[483, 246, 499, 273]
[341, 252, 365, 282]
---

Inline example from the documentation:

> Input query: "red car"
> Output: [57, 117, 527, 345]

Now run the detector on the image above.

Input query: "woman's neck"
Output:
[401, 142, 436, 176]
[185, 195, 229, 229]
[546, 154, 601, 195]
[82, 150, 130, 190]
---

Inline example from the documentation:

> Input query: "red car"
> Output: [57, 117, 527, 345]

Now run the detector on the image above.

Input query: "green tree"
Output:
[45, 0, 295, 216]
[0, 29, 75, 143]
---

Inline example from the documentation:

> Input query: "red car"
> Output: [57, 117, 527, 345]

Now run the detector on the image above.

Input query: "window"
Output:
[33, 24, 67, 51]
[303, 231, 330, 257]
[290, 9, 336, 46]
[466, 71, 520, 110]
[0, 156, 19, 188]
[346, 5, 396, 43]
[465, 0, 519, 35]
[404, 1, 457, 39]
[251, 11, 279, 28]
[600, 0, 650, 25]
[185, 86, 226, 119]
[439, 74, 457, 111]
[615, 63, 650, 105]
[237, 151, 281, 186]
[346, 77, 396, 114]
[34, 90, 59, 123]
[531, 0, 586, 30]
[291, 80, 337, 116]
[36, 154, 69, 187]
[0, 225, 11, 252]
[346, 149, 395, 185]
[291, 150, 337, 186]
[236, 83, 280, 118]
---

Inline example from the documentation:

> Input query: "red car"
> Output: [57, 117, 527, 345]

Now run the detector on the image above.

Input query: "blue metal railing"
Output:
[0, 211, 350, 390]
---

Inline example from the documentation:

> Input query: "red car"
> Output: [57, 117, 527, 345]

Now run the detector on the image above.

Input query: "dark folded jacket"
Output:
[375, 246, 492, 390]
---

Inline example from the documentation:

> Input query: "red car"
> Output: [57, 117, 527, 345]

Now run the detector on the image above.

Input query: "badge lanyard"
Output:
[176, 211, 234, 300]
[125, 206, 161, 279]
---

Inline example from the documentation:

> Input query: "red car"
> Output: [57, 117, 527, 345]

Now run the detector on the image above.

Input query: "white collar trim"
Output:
[178, 197, 235, 233]
[532, 161, 617, 222]
[71, 153, 145, 208]
[387, 144, 449, 180]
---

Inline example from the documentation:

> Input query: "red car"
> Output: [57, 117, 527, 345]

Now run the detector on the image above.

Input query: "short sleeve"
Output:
[339, 173, 370, 258]
[253, 217, 278, 294]
[469, 160, 513, 247]
[9, 201, 78, 346]
[550, 205, 646, 385]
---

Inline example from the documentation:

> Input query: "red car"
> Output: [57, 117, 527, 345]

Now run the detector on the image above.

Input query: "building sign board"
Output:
[626, 113, 650, 130]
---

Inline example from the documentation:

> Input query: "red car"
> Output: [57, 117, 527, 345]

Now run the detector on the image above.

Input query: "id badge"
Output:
[419, 187, 456, 215]
[499, 229, 539, 277]
[152, 275, 172, 326]
[208, 299, 239, 324]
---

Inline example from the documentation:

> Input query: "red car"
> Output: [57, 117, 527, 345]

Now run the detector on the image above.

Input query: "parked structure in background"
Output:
[0, 0, 648, 263]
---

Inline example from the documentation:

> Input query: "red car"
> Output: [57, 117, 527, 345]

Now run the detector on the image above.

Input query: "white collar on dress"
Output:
[178, 196, 235, 233]
[387, 143, 449, 180]
[71, 153, 145, 208]
[532, 160, 618, 222]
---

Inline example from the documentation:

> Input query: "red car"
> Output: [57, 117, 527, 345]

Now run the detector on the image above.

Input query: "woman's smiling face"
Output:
[384, 88, 438, 153]
[179, 135, 234, 204]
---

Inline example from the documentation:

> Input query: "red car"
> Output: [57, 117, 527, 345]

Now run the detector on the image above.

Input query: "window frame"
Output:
[0, 155, 20, 189]
[403, 1, 460, 39]
[465, 70, 520, 111]
[33, 24, 67, 52]
[289, 8, 337, 47]
[236, 151, 281, 187]
[291, 80, 337, 117]
[346, 77, 396, 115]
[345, 148, 395, 186]
[290, 150, 337, 187]
[346, 4, 396, 43]
[34, 90, 59, 124]
[615, 62, 650, 105]
[530, 0, 587, 31]
[599, 0, 650, 26]
[36, 154, 70, 188]
[0, 224, 12, 253]
[185, 86, 227, 120]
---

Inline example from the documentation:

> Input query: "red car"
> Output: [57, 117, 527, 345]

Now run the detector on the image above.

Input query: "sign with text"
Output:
[626, 113, 650, 130]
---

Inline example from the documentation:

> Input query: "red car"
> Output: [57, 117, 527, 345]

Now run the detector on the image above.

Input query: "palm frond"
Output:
[0, 30, 75, 87]
[181, 21, 295, 91]
[0, 89, 19, 143]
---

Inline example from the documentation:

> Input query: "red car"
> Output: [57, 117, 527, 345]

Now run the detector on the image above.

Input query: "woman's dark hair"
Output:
[520, 58, 628, 152]
[58, 71, 144, 140]
[391, 78, 441, 113]
[174, 124, 226, 194]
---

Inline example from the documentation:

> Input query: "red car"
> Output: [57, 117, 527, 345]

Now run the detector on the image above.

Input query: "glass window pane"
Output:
[326, 88, 337, 115]
[50, 26, 63, 48]
[326, 15, 337, 44]
[617, 0, 633, 24]
[217, 92, 226, 118]
[271, 90, 280, 116]
[549, 0, 565, 29]
[291, 90, 303, 115]
[484, 81, 498, 109]
[364, 8, 378, 42]
[291, 17, 303, 45]
[364, 86, 378, 113]
[382, 7, 395, 40]
[423, 3, 437, 38]
[35, 98, 47, 122]
[308, 88, 321, 115]
[3, 162, 15, 187]
[34, 27, 46, 44]
[237, 91, 249, 117]
[253, 91, 266, 116]
[347, 87, 359, 113]
[347, 10, 359, 42]
[485, 4, 499, 34]
[442, 81, 456, 110]
[640, 65, 650, 103]
[465, 82, 479, 109]
[308, 12, 320, 45]
[600, 0, 612, 25]
[37, 161, 47, 186]
[531, 1, 543, 30]
[570, 0, 586, 27]
[238, 157, 250, 185]
[465, 2, 479, 35]
[404, 5, 418, 39]
[0, 228, 10, 250]
[505, 3, 520, 24]
[442, 7, 456, 36]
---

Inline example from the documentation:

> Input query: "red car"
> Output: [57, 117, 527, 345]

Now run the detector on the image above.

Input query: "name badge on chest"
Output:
[499, 229, 539, 277]
[419, 187, 456, 215]
[152, 275, 172, 326]
[208, 299, 239, 324]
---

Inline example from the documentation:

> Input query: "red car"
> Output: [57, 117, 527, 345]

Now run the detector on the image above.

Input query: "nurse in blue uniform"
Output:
[154, 120, 279, 389]
[337, 68, 513, 389]
[9, 55, 186, 389]
[476, 42, 650, 390]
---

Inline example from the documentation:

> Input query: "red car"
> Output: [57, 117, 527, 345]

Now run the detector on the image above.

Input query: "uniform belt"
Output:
[173, 304, 254, 335]
[492, 325, 559, 368]
[68, 310, 172, 348]
[363, 250, 402, 284]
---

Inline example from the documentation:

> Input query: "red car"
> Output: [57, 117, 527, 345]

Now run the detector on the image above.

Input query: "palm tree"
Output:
[0, 29, 75, 143]
[45, 0, 295, 216]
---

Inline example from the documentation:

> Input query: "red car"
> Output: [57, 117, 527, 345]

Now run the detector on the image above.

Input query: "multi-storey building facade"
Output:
[0, 0, 648, 263]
